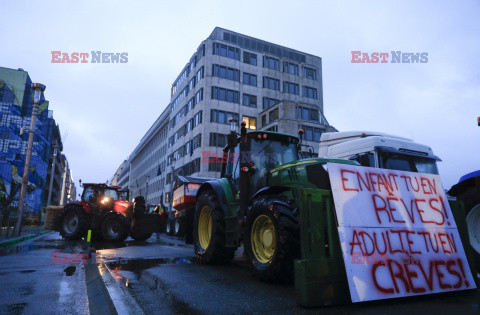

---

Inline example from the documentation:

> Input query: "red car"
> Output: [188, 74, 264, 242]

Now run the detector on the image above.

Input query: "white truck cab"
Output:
[318, 131, 440, 174]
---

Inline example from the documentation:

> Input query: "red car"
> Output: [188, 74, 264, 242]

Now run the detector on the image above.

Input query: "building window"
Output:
[210, 133, 227, 147]
[195, 88, 203, 104]
[211, 86, 239, 103]
[211, 109, 239, 125]
[263, 56, 280, 70]
[193, 111, 202, 127]
[266, 125, 278, 132]
[196, 66, 204, 83]
[243, 51, 257, 66]
[213, 43, 240, 60]
[208, 157, 223, 172]
[192, 134, 202, 149]
[262, 97, 280, 109]
[302, 86, 318, 99]
[263, 76, 280, 91]
[242, 116, 257, 130]
[269, 108, 279, 123]
[242, 73, 257, 86]
[299, 125, 323, 142]
[283, 62, 299, 75]
[213, 64, 240, 81]
[296, 106, 319, 122]
[242, 94, 257, 108]
[302, 66, 317, 80]
[283, 81, 299, 95]
[261, 114, 266, 127]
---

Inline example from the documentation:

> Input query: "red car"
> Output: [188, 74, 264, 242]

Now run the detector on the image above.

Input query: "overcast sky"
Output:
[1, 0, 479, 190]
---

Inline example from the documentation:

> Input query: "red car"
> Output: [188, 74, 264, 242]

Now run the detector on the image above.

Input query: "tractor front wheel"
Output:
[244, 196, 299, 283]
[193, 190, 234, 264]
[59, 206, 88, 240]
[101, 214, 129, 242]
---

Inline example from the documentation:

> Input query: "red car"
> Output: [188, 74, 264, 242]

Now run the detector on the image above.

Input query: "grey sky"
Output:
[1, 0, 478, 189]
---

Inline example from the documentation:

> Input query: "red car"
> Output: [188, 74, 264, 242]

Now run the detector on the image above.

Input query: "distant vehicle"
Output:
[53, 183, 161, 242]
[318, 131, 440, 174]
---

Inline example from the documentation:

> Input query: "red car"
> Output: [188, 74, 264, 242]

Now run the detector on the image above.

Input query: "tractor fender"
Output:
[249, 187, 298, 224]
[196, 181, 229, 214]
[67, 201, 92, 214]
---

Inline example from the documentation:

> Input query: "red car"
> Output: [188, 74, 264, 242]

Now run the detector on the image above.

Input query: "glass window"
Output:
[242, 94, 257, 107]
[243, 51, 257, 65]
[263, 56, 280, 70]
[242, 116, 257, 130]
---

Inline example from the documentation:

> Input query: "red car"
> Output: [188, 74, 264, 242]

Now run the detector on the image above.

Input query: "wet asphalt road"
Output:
[98, 235, 480, 315]
[0, 233, 479, 314]
[0, 232, 89, 314]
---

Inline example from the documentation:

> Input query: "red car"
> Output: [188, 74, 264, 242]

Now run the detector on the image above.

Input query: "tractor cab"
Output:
[80, 183, 122, 212]
[221, 122, 301, 216]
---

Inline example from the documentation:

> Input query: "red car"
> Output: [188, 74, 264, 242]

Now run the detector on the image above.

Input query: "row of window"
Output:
[170, 88, 203, 130]
[168, 111, 203, 148]
[296, 106, 320, 122]
[211, 87, 239, 103]
[211, 109, 239, 125]
[213, 41, 317, 80]
[171, 67, 204, 112]
[299, 125, 323, 142]
[171, 45, 205, 96]
[168, 133, 202, 164]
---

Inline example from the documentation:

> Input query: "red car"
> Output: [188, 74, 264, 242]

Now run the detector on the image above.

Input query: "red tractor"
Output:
[55, 183, 161, 242]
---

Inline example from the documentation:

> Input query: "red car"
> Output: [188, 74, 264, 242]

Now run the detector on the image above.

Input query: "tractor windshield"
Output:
[249, 137, 298, 192]
[103, 189, 119, 201]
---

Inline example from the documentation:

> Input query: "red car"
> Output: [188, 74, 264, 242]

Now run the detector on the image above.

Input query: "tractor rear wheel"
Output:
[245, 195, 299, 283]
[59, 206, 88, 240]
[194, 190, 235, 264]
[101, 214, 129, 242]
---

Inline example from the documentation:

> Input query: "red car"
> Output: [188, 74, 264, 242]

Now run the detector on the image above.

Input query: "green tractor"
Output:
[193, 122, 357, 282]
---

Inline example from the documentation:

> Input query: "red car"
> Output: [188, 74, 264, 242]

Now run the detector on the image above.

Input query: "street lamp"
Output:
[14, 83, 46, 236]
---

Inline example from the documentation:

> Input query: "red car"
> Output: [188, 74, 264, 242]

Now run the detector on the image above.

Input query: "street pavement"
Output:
[0, 232, 89, 314]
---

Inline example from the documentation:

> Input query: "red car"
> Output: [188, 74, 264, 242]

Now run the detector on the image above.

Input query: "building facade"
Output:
[0, 67, 75, 218]
[116, 27, 335, 207]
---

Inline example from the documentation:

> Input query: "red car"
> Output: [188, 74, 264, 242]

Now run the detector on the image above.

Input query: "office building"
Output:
[115, 27, 335, 206]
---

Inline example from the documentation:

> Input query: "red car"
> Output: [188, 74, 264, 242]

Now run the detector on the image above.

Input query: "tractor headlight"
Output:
[101, 196, 111, 205]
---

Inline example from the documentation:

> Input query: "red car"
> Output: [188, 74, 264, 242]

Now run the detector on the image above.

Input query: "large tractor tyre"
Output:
[59, 206, 89, 240]
[101, 214, 130, 242]
[466, 203, 480, 268]
[193, 190, 235, 264]
[244, 196, 299, 283]
[174, 217, 186, 237]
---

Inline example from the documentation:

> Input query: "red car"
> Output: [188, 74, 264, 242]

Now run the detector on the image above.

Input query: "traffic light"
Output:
[478, 116, 480, 126]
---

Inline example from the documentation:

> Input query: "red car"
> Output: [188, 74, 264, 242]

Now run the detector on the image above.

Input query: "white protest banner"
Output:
[327, 162, 476, 302]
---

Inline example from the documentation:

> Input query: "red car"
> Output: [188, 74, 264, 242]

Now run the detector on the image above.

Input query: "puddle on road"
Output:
[93, 239, 189, 250]
[108, 257, 197, 272]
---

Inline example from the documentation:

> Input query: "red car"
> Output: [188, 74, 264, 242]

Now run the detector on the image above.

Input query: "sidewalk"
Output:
[0, 225, 48, 248]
